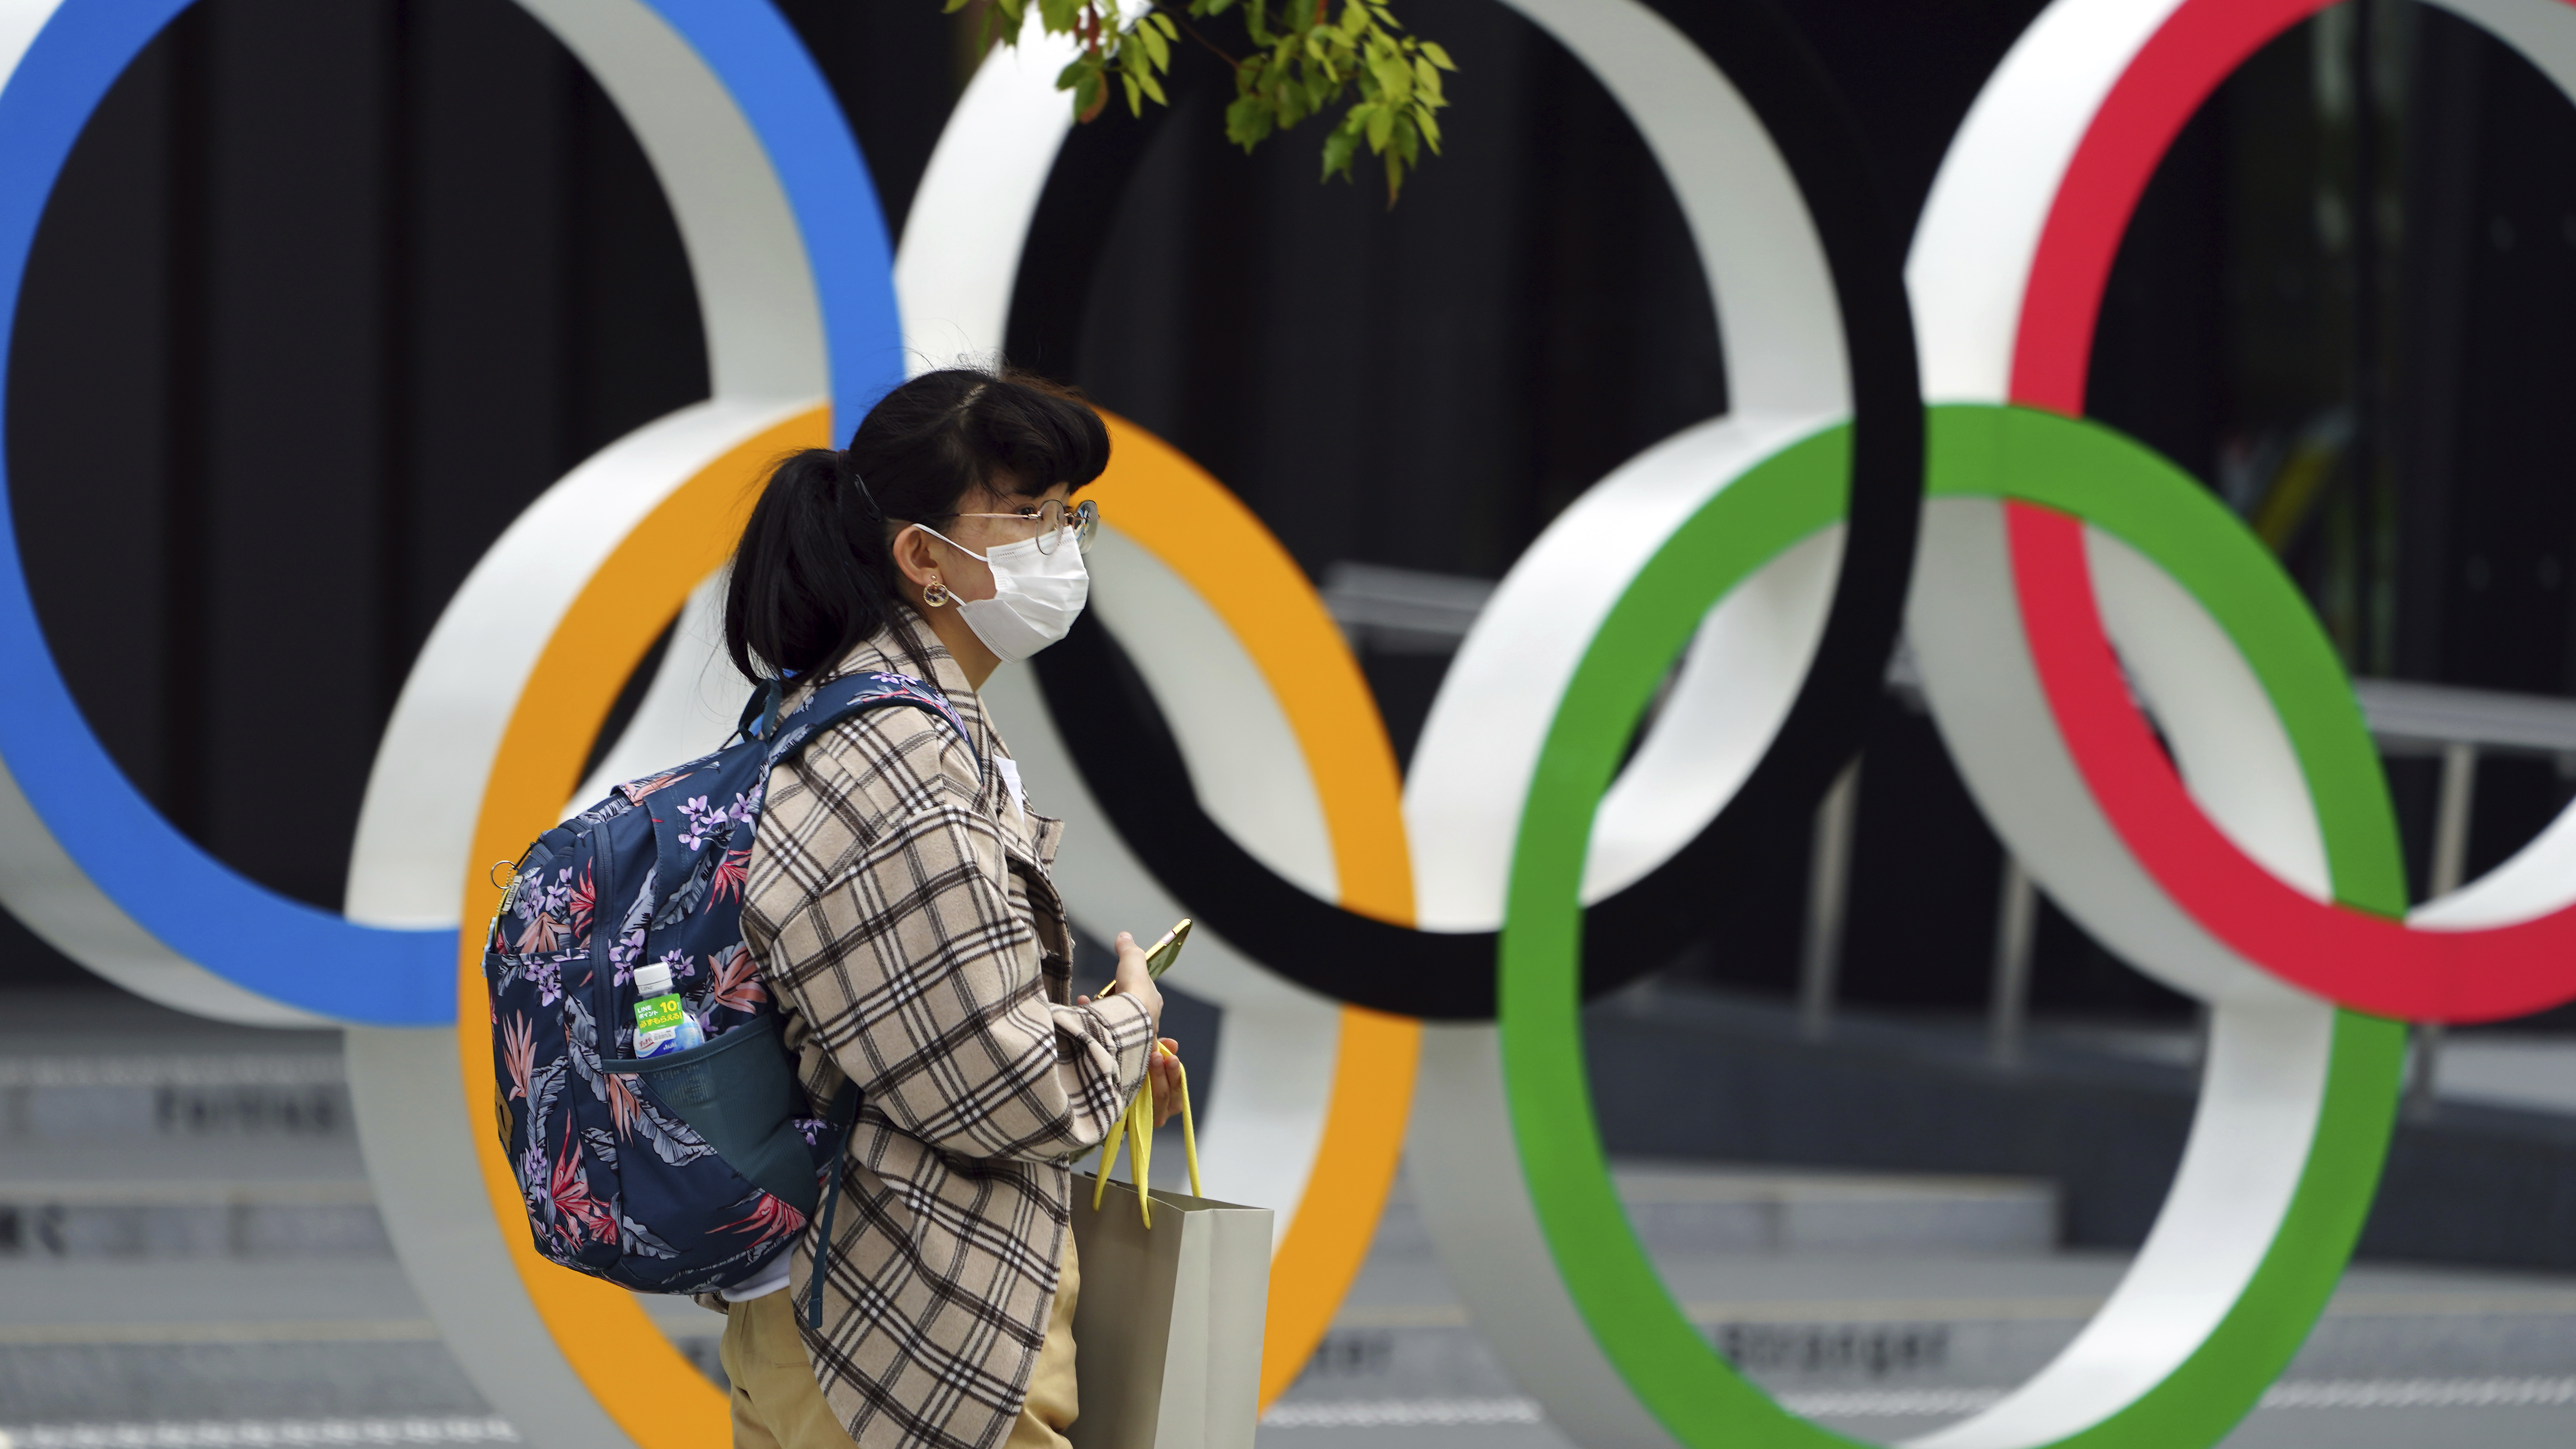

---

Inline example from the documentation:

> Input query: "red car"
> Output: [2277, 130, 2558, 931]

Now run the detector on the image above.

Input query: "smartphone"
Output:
[1143, 918, 1192, 979]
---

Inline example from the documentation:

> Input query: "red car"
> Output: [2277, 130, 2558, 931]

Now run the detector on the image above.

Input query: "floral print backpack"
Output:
[483, 671, 970, 1295]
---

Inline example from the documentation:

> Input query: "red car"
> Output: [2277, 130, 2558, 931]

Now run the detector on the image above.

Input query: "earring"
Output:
[923, 577, 951, 608]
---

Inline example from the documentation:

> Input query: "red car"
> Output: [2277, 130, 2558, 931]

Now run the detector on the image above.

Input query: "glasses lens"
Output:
[1017, 499, 1096, 555]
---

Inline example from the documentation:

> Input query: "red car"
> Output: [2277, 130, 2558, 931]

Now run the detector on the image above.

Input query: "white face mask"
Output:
[914, 525, 1090, 664]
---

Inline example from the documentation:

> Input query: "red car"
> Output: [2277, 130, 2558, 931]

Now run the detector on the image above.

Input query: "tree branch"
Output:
[1166, 7, 1240, 69]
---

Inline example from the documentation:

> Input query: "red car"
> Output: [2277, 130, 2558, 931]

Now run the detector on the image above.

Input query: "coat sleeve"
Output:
[759, 736, 1154, 1163]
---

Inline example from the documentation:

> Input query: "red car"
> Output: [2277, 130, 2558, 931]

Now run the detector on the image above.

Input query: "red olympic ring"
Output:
[2009, 0, 2576, 1024]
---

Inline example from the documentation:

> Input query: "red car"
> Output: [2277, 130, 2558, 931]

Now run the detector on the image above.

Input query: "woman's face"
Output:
[926, 478, 1077, 604]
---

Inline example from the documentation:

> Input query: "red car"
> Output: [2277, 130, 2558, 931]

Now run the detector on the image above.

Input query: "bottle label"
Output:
[635, 994, 684, 1056]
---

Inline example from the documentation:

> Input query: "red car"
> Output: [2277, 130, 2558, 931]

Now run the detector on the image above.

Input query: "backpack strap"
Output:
[740, 675, 788, 743]
[802, 1078, 862, 1331]
[641, 673, 980, 948]
[761, 671, 979, 786]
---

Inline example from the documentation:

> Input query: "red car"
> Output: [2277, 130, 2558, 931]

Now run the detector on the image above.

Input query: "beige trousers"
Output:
[723, 1233, 1081, 1449]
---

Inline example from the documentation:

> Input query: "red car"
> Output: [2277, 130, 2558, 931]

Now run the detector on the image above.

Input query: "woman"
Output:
[718, 367, 1186, 1449]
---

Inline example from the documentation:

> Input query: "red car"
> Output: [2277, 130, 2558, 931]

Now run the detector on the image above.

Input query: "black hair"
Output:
[723, 366, 1110, 684]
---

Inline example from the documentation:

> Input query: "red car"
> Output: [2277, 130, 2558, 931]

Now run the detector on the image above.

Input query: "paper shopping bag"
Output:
[1066, 1172, 1273, 1449]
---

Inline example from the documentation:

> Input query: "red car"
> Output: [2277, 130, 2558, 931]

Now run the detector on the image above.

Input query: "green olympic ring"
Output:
[1499, 404, 2407, 1448]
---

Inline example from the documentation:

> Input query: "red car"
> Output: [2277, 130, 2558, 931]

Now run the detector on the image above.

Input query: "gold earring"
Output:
[923, 577, 951, 608]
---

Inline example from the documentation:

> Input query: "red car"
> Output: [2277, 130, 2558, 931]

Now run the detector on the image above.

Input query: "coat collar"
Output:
[829, 608, 994, 761]
[824, 610, 1064, 867]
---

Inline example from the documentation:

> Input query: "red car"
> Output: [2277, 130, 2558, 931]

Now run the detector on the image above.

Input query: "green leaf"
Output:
[1372, 55, 1410, 101]
[1227, 93, 1274, 149]
[1321, 121, 1360, 180]
[942, 0, 1452, 205]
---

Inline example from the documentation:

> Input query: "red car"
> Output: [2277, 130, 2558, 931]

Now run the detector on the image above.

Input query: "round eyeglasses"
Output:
[950, 497, 1099, 555]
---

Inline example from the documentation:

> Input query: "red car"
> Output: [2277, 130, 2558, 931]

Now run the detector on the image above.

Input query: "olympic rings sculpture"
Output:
[2, 0, 2575, 1446]
[1431, 3, 2576, 1448]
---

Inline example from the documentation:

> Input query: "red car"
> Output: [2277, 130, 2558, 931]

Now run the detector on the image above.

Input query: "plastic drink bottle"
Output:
[632, 961, 704, 1058]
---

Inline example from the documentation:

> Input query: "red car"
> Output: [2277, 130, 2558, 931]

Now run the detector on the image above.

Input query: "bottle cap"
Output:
[634, 962, 673, 997]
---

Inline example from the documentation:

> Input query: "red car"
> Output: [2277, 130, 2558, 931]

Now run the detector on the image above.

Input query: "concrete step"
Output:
[1253, 1379, 2576, 1448]
[0, 1051, 351, 1144]
[0, 1341, 490, 1428]
[1610, 1160, 2057, 1255]
[0, 1180, 387, 1260]
[0, 1416, 519, 1448]
[0, 1151, 2057, 1268]
[1285, 1244, 2576, 1417]
[0, 1261, 488, 1424]
[1364, 1159, 2059, 1262]
[0, 1257, 722, 1426]
[1585, 985, 2576, 1273]
[2, 1135, 384, 1261]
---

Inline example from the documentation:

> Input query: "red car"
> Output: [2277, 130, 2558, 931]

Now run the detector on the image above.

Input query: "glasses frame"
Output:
[948, 496, 1099, 555]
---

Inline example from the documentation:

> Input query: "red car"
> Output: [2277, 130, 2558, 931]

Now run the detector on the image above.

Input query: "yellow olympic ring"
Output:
[1072, 414, 1420, 1404]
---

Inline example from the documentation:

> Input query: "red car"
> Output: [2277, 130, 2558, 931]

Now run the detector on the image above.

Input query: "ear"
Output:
[886, 523, 943, 595]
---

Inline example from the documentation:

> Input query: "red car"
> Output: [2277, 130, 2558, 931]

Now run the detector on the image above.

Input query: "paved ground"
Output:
[9, 988, 2576, 1446]
[9, 1246, 2576, 1445]
[1259, 1237, 2576, 1447]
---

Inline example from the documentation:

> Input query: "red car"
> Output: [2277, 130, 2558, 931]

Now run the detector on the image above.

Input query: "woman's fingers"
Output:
[1147, 1040, 1183, 1126]
[1110, 933, 1163, 1029]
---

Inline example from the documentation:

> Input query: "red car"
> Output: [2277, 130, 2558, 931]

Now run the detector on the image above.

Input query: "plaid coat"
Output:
[741, 616, 1156, 1449]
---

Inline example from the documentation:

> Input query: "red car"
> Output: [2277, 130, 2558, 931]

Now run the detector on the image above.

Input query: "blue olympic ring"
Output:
[0, 0, 900, 1024]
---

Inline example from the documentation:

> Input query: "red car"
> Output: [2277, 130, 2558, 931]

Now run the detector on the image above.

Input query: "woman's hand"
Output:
[1110, 929, 1165, 1022]
[1147, 1039, 1184, 1128]
[1079, 930, 1164, 1033]
[1078, 933, 1181, 1124]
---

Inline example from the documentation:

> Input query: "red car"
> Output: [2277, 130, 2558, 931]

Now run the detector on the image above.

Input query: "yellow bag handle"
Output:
[1089, 1041, 1200, 1228]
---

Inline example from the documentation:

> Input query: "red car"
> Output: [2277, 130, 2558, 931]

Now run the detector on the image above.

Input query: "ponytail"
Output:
[721, 448, 896, 685]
